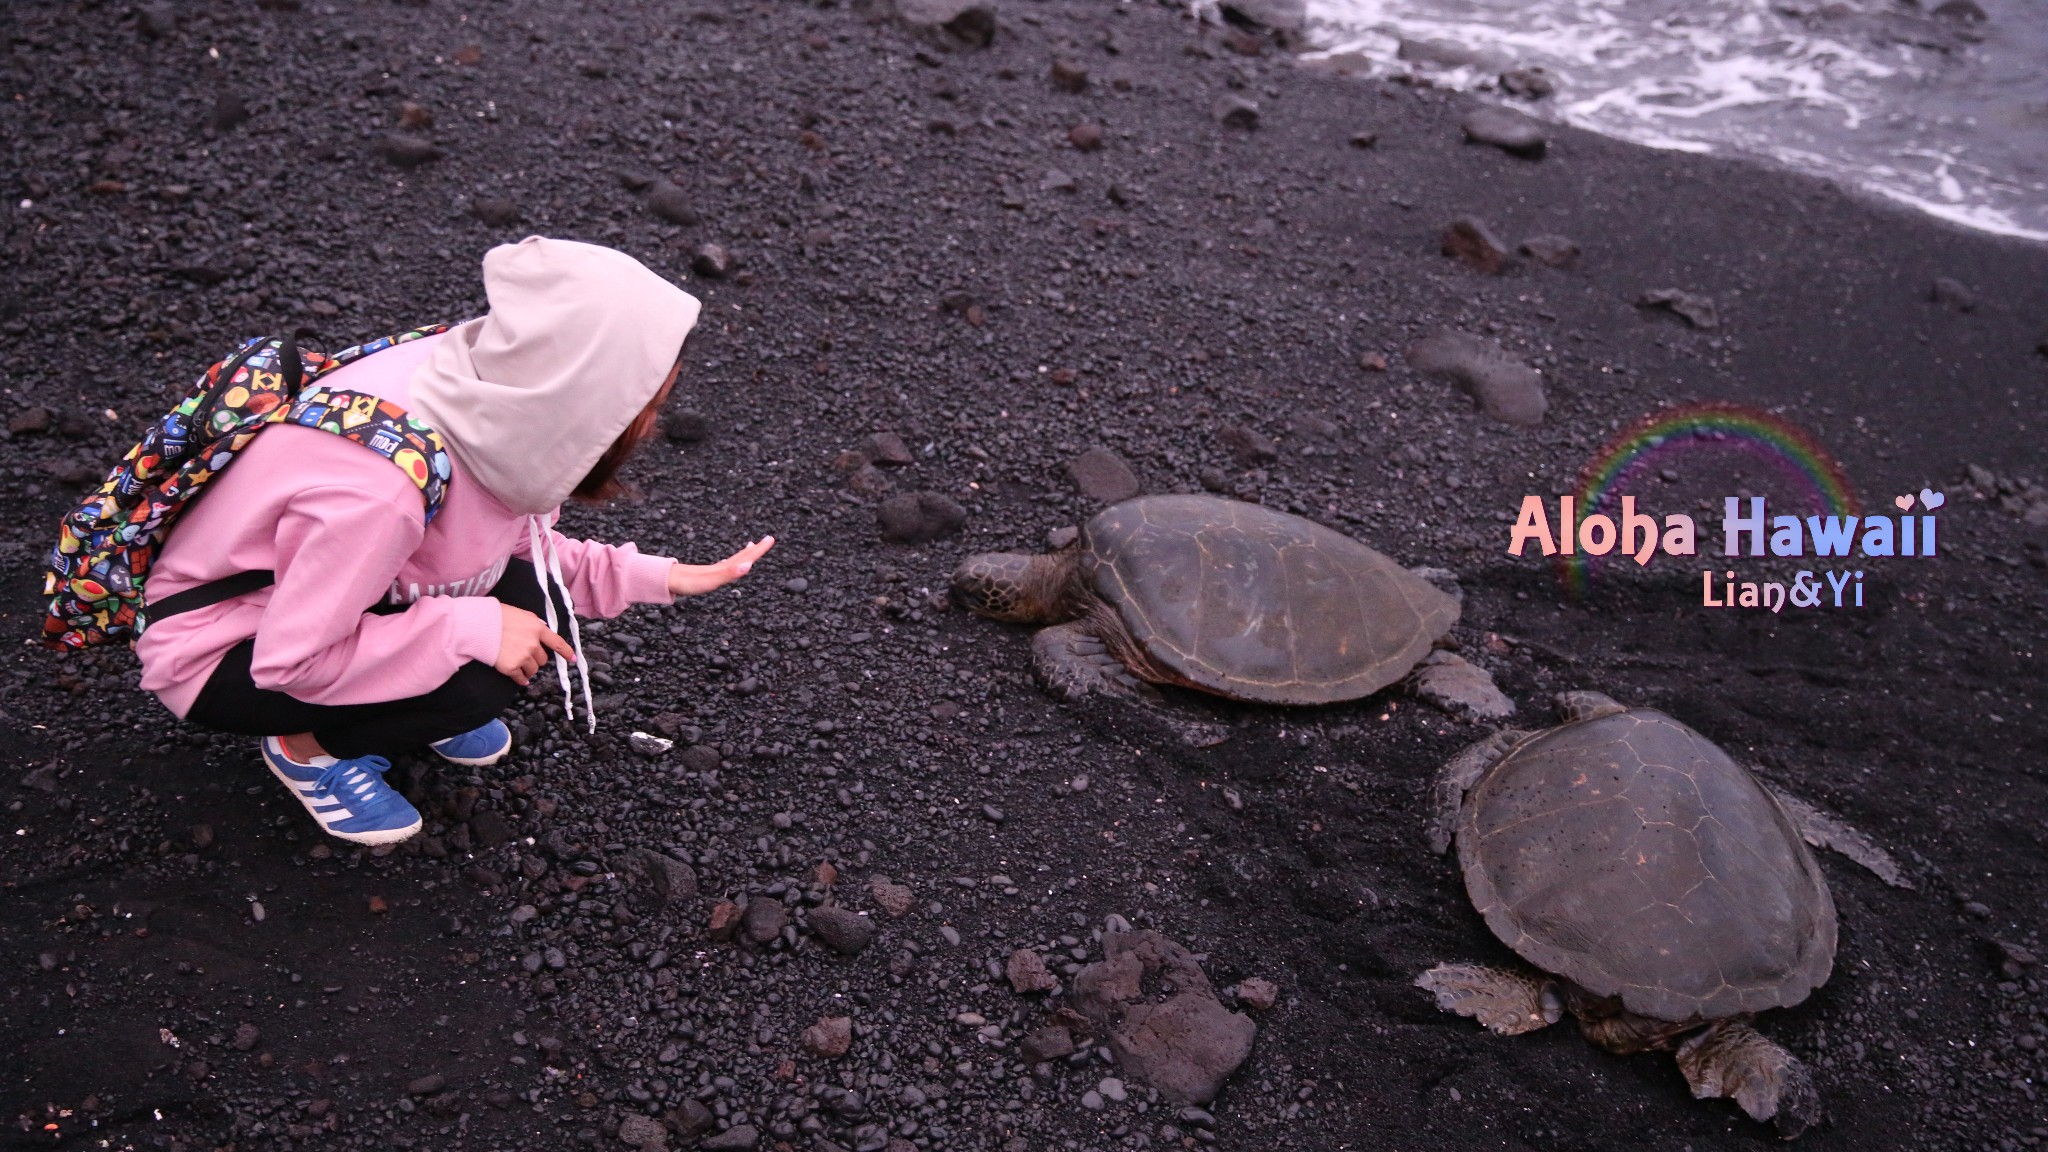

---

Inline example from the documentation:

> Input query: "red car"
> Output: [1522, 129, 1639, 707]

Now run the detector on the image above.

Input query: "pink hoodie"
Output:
[135, 330, 678, 719]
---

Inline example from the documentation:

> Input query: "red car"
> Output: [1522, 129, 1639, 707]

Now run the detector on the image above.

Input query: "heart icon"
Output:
[1920, 488, 1946, 509]
[1893, 495, 1914, 511]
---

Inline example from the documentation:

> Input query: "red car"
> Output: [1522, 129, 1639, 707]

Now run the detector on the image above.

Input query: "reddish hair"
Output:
[570, 366, 678, 503]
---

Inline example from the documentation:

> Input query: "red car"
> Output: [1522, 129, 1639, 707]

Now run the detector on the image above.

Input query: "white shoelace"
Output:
[528, 515, 596, 733]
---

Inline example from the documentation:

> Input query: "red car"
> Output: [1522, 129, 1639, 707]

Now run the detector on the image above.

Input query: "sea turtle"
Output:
[951, 494, 1459, 707]
[1419, 691, 1910, 1137]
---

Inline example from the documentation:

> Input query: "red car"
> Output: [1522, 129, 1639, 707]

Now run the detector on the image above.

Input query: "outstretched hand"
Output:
[668, 535, 775, 597]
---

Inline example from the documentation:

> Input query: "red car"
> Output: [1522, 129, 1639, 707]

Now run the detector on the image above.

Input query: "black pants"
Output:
[186, 560, 560, 759]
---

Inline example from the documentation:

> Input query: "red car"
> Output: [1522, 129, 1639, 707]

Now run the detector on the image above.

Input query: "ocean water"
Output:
[1299, 0, 2048, 242]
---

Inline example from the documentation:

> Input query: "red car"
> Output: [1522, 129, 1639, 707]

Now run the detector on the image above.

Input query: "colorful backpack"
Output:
[40, 326, 454, 650]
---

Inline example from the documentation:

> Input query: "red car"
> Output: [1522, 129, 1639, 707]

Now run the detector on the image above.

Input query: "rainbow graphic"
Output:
[1560, 402, 1860, 596]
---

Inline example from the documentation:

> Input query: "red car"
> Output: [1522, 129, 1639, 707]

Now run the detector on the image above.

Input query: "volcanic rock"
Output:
[877, 491, 967, 543]
[1442, 217, 1511, 274]
[1021, 1025, 1077, 1063]
[1071, 920, 1256, 1104]
[472, 197, 521, 227]
[209, 92, 251, 132]
[398, 101, 434, 129]
[1519, 234, 1579, 268]
[1930, 276, 1977, 312]
[807, 906, 877, 955]
[1410, 651, 1516, 720]
[708, 901, 743, 942]
[627, 731, 674, 757]
[1007, 948, 1059, 994]
[645, 181, 701, 226]
[742, 898, 789, 945]
[663, 409, 709, 443]
[862, 431, 914, 467]
[615, 847, 698, 913]
[1069, 122, 1104, 151]
[1236, 977, 1279, 1011]
[1213, 95, 1260, 130]
[1461, 105, 1546, 158]
[1638, 288, 1719, 329]
[692, 243, 733, 279]
[1218, 0, 1306, 48]
[701, 1126, 759, 1150]
[617, 1113, 668, 1151]
[1407, 331, 1547, 425]
[1050, 59, 1090, 93]
[1067, 446, 1141, 502]
[138, 3, 179, 38]
[1217, 422, 1278, 466]
[870, 877, 915, 918]
[895, 0, 997, 52]
[802, 1015, 853, 1058]
[376, 134, 441, 168]
[1500, 67, 1556, 99]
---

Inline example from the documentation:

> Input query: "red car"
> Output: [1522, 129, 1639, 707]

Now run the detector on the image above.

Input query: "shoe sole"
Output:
[262, 746, 423, 847]
[431, 743, 510, 768]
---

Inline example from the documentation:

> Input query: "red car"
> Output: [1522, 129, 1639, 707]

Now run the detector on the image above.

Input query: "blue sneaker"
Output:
[430, 719, 512, 767]
[261, 737, 423, 846]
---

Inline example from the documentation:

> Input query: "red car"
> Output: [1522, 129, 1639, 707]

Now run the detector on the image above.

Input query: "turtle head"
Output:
[951, 550, 1079, 623]
[1556, 691, 1629, 723]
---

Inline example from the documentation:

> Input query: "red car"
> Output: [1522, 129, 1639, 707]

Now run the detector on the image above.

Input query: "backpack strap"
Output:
[136, 569, 276, 632]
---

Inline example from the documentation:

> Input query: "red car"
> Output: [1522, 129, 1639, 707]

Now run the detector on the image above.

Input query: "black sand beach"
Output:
[2, 1, 2045, 1149]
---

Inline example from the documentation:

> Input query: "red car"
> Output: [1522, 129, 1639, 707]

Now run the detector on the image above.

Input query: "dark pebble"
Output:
[1067, 446, 1141, 503]
[861, 431, 914, 466]
[808, 906, 878, 956]
[742, 898, 790, 945]
[472, 197, 522, 227]
[1214, 95, 1260, 130]
[663, 409, 710, 443]
[645, 181, 701, 226]
[1408, 331, 1547, 425]
[376, 134, 441, 168]
[1930, 276, 1977, 312]
[1441, 217, 1511, 274]
[692, 243, 733, 279]
[209, 92, 251, 132]
[1217, 423, 1278, 466]
[1519, 234, 1580, 268]
[877, 491, 967, 544]
[1637, 288, 1719, 330]
[1461, 105, 1546, 158]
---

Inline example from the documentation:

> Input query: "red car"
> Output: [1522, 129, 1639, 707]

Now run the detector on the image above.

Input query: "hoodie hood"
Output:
[408, 236, 702, 515]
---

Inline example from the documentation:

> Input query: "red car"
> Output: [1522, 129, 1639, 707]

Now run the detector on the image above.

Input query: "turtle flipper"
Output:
[1766, 787, 1913, 890]
[1031, 623, 1144, 702]
[1676, 1019, 1820, 1138]
[1415, 963, 1562, 1035]
[1429, 729, 1527, 853]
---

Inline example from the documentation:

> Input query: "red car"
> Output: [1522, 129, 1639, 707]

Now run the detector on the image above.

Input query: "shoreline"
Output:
[3, 0, 2045, 1149]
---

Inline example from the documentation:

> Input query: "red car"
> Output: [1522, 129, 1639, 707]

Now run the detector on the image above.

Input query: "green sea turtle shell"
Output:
[1458, 707, 1838, 1022]
[1078, 494, 1458, 704]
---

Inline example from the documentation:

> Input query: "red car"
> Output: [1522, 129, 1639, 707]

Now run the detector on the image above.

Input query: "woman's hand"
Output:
[668, 535, 775, 597]
[495, 603, 575, 686]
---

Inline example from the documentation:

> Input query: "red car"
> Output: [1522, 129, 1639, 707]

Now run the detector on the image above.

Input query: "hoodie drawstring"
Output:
[528, 515, 596, 733]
